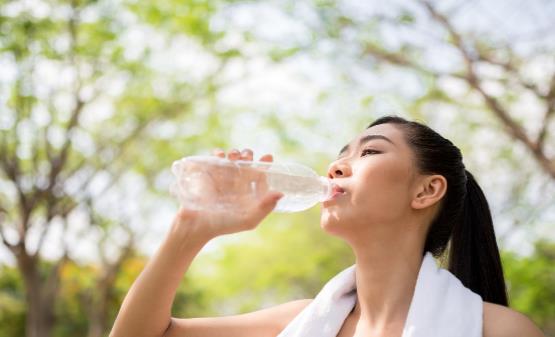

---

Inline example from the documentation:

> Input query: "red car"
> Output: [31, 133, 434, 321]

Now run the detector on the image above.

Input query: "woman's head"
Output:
[321, 116, 456, 253]
[321, 115, 508, 305]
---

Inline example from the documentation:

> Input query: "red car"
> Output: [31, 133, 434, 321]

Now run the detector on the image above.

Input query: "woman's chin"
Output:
[320, 210, 345, 235]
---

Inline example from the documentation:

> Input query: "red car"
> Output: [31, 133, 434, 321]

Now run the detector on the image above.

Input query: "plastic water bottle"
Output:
[170, 155, 334, 213]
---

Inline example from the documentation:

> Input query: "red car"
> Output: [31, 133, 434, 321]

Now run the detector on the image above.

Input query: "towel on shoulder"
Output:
[277, 252, 483, 337]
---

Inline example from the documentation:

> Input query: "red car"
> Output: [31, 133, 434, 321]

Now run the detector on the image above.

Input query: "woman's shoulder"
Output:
[483, 301, 545, 337]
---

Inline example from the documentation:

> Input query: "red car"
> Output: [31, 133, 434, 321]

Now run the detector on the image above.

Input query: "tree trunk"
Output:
[86, 249, 132, 337]
[86, 293, 108, 337]
[17, 252, 57, 337]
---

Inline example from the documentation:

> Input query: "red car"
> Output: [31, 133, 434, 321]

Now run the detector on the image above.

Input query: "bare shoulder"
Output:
[483, 302, 545, 337]
[165, 298, 313, 337]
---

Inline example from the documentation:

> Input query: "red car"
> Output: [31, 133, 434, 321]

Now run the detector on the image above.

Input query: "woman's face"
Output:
[320, 123, 420, 239]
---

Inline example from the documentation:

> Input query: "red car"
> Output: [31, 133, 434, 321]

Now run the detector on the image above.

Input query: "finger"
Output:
[259, 154, 273, 162]
[212, 148, 225, 158]
[240, 148, 253, 161]
[255, 154, 274, 172]
[228, 148, 241, 161]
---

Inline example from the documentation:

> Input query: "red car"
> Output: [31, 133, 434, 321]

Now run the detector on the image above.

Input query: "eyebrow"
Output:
[338, 134, 396, 157]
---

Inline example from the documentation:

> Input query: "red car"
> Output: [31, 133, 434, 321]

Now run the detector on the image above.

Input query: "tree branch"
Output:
[29, 98, 163, 259]
[31, 206, 57, 259]
[0, 127, 7, 178]
[476, 52, 545, 98]
[32, 1, 85, 207]
[363, 43, 437, 77]
[42, 224, 70, 315]
[0, 206, 15, 251]
[537, 73, 555, 151]
[46, 98, 85, 190]
[0, 112, 34, 239]
[420, 0, 555, 179]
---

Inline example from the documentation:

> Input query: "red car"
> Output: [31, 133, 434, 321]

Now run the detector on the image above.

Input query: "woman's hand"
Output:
[171, 148, 283, 241]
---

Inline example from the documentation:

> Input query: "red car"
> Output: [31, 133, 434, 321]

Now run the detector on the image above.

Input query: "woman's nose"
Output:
[327, 161, 351, 179]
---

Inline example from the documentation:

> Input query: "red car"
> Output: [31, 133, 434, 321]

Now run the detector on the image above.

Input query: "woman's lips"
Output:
[323, 184, 346, 206]
[330, 190, 345, 198]
[331, 184, 345, 196]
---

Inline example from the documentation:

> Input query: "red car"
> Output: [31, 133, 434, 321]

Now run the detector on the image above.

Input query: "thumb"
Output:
[260, 191, 284, 209]
[244, 192, 283, 228]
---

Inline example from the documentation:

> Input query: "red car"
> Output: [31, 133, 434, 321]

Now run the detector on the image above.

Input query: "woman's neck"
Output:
[349, 235, 424, 332]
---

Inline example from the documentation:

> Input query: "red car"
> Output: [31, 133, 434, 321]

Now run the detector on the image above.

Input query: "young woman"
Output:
[110, 116, 545, 337]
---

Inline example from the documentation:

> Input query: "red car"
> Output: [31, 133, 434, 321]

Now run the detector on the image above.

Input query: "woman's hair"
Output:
[368, 115, 508, 306]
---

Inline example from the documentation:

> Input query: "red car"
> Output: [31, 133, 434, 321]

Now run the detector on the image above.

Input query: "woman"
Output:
[109, 116, 545, 337]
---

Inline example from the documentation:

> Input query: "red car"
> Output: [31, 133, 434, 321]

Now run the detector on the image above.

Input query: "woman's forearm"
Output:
[109, 219, 211, 337]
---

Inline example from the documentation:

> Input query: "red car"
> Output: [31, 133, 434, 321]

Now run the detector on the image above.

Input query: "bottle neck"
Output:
[318, 176, 333, 202]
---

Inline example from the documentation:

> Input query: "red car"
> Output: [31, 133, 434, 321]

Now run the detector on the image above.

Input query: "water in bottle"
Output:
[170, 155, 335, 213]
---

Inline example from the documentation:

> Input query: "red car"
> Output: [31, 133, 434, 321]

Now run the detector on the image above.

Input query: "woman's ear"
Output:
[411, 174, 447, 210]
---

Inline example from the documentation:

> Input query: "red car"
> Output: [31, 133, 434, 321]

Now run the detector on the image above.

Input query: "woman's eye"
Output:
[361, 149, 381, 156]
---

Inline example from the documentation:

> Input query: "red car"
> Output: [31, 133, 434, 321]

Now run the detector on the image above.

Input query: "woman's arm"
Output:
[109, 212, 211, 337]
[109, 149, 285, 337]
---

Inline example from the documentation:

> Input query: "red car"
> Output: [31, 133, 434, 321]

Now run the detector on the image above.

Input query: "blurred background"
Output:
[1, 0, 554, 336]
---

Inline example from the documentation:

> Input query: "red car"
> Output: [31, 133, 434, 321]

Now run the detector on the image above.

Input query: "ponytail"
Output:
[448, 170, 509, 306]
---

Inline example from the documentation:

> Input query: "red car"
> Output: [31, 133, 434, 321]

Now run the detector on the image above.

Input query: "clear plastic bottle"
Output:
[170, 155, 334, 213]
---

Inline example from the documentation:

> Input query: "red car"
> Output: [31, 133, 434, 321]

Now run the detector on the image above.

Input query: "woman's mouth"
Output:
[323, 184, 346, 206]
[330, 189, 345, 198]
[332, 184, 345, 195]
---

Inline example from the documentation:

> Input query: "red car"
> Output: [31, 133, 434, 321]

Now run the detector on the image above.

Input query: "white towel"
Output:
[277, 252, 483, 337]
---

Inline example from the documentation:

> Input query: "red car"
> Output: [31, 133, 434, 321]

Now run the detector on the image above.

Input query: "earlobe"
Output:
[411, 175, 447, 210]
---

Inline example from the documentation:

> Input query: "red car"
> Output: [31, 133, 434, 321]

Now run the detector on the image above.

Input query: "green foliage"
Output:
[126, 0, 222, 45]
[0, 238, 552, 336]
[397, 11, 415, 25]
[502, 240, 555, 335]
[0, 0, 248, 336]
[0, 266, 25, 337]
[187, 207, 354, 314]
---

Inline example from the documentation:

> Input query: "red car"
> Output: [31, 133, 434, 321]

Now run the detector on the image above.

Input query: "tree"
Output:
[81, 213, 135, 337]
[294, 0, 555, 179]
[0, 0, 237, 336]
